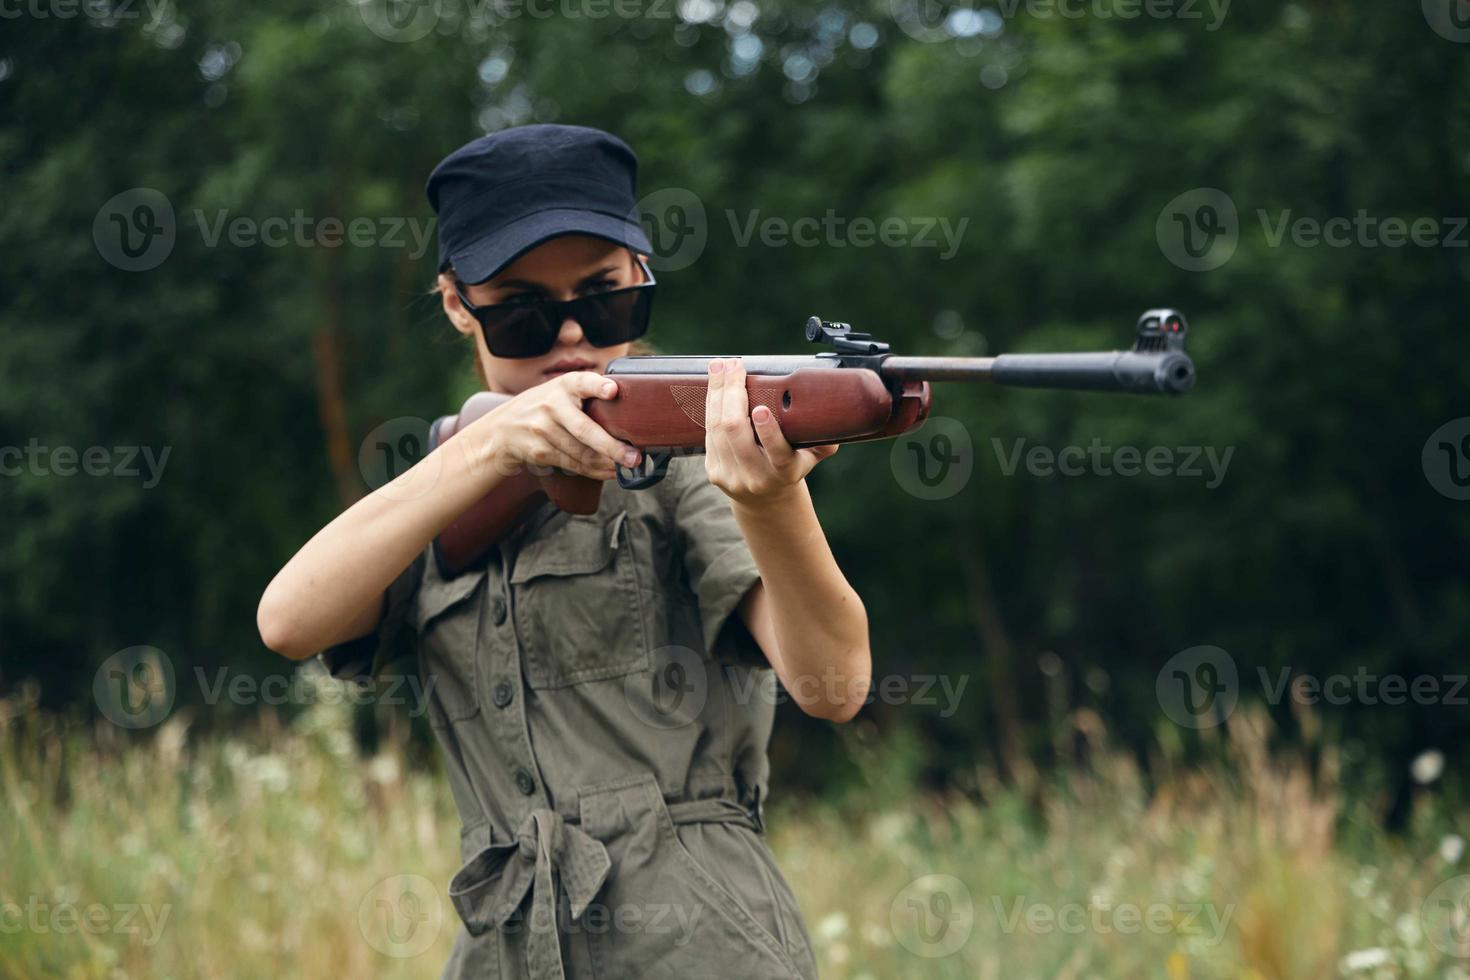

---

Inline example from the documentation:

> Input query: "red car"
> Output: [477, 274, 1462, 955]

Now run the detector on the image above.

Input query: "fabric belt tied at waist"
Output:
[448, 797, 759, 979]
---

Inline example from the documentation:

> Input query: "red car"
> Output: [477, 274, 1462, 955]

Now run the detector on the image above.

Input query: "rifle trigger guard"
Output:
[616, 450, 674, 491]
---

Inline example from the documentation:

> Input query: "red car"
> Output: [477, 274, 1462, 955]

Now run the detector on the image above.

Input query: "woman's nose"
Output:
[556, 315, 585, 346]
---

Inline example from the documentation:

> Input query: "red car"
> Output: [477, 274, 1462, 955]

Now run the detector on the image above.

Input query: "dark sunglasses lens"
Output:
[573, 288, 651, 348]
[483, 305, 558, 358]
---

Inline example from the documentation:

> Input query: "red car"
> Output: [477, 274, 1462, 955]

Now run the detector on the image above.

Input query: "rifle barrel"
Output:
[879, 356, 998, 382]
[881, 349, 1195, 395]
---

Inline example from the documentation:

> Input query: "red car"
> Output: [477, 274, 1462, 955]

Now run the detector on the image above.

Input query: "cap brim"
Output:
[449, 208, 653, 285]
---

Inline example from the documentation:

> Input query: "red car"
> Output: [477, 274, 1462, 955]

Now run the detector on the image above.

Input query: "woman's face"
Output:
[439, 235, 647, 395]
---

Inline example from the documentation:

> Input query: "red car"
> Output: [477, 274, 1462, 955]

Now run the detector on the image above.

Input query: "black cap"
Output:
[426, 124, 653, 285]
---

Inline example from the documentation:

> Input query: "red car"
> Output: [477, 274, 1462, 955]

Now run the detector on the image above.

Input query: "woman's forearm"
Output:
[731, 481, 871, 721]
[256, 418, 505, 659]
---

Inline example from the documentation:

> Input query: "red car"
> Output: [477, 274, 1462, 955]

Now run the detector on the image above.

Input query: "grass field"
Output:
[3, 674, 1468, 980]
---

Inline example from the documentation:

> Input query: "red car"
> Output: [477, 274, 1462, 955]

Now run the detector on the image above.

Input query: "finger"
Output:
[716, 358, 764, 473]
[553, 402, 641, 469]
[807, 443, 840, 460]
[528, 444, 615, 480]
[704, 358, 730, 469]
[750, 404, 795, 466]
[541, 422, 618, 479]
[562, 370, 620, 401]
[720, 358, 751, 443]
[703, 357, 724, 429]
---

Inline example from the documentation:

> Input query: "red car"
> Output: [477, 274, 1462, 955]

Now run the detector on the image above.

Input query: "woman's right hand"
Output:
[479, 371, 642, 481]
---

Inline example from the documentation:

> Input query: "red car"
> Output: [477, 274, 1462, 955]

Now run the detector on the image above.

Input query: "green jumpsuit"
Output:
[323, 456, 820, 979]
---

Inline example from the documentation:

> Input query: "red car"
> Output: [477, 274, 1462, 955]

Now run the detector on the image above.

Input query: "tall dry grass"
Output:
[2, 672, 1466, 979]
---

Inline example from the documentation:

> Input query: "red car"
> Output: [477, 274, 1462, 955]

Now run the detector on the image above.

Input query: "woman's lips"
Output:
[544, 359, 595, 375]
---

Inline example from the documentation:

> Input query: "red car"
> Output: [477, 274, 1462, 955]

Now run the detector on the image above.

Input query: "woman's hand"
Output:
[478, 371, 643, 481]
[703, 357, 839, 507]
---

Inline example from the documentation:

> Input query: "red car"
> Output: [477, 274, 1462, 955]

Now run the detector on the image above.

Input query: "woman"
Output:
[257, 124, 871, 979]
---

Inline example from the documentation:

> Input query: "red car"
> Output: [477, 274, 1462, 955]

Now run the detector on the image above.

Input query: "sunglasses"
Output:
[453, 256, 656, 359]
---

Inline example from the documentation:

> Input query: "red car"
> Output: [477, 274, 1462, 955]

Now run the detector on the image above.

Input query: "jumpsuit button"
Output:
[514, 768, 536, 796]
[492, 681, 514, 709]
[491, 595, 507, 625]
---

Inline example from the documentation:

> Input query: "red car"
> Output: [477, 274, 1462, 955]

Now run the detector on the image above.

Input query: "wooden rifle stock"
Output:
[428, 368, 932, 577]
[426, 309, 1192, 577]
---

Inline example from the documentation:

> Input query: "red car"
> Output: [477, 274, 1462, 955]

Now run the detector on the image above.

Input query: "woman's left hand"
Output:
[703, 357, 840, 507]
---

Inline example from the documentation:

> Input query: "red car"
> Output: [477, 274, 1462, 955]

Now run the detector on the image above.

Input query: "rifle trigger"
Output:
[616, 450, 674, 491]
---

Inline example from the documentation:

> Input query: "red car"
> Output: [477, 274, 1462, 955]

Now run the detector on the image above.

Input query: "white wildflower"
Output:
[1340, 947, 1390, 972]
[815, 911, 849, 942]
[1411, 749, 1445, 785]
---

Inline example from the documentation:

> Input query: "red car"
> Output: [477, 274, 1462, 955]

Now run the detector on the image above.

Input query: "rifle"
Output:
[428, 309, 1194, 577]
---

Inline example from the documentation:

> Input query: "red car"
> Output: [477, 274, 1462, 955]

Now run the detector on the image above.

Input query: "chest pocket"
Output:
[509, 510, 650, 689]
[414, 563, 486, 725]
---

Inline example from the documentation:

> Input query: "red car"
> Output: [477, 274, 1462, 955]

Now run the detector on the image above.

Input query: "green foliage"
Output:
[1, 1, 1467, 791]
